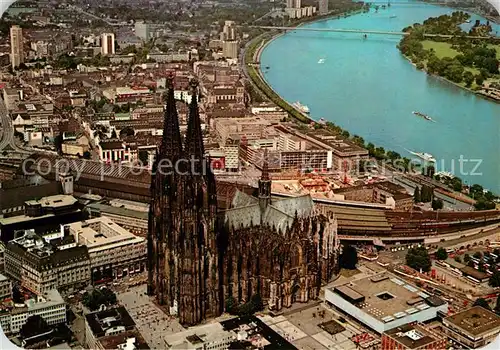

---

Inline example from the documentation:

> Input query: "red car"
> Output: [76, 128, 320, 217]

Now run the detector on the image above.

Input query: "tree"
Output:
[20, 315, 50, 339]
[250, 294, 264, 312]
[489, 271, 500, 288]
[83, 151, 91, 159]
[54, 134, 63, 154]
[473, 298, 491, 310]
[225, 295, 237, 314]
[82, 288, 117, 311]
[414, 187, 421, 203]
[435, 247, 448, 260]
[468, 260, 475, 267]
[478, 263, 486, 273]
[475, 74, 484, 86]
[340, 245, 358, 270]
[119, 127, 135, 138]
[463, 71, 474, 87]
[12, 285, 23, 303]
[464, 253, 471, 263]
[432, 199, 444, 210]
[406, 246, 431, 272]
[110, 129, 117, 139]
[473, 251, 483, 259]
[495, 295, 500, 314]
[454, 256, 462, 263]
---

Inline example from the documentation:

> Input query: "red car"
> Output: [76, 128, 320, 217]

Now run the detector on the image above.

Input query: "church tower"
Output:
[258, 149, 271, 213]
[147, 74, 183, 308]
[148, 77, 222, 326]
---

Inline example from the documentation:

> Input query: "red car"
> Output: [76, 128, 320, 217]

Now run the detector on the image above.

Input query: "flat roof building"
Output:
[67, 217, 146, 282]
[443, 306, 500, 348]
[381, 323, 447, 350]
[0, 194, 83, 243]
[325, 273, 448, 333]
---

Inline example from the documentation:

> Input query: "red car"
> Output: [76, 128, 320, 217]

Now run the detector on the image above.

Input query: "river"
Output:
[260, 1, 500, 192]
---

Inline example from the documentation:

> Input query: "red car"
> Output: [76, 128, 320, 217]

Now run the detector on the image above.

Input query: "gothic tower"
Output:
[258, 149, 271, 213]
[148, 76, 222, 326]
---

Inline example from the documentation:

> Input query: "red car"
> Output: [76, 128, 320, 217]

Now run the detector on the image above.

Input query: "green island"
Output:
[398, 11, 500, 101]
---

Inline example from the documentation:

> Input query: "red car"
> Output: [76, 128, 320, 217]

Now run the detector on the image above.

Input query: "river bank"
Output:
[400, 53, 498, 103]
[248, 6, 500, 196]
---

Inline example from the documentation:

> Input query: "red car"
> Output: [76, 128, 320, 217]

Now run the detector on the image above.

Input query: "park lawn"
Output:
[421, 40, 460, 59]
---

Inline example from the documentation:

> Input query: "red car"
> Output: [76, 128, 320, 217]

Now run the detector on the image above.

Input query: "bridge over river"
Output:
[251, 26, 496, 40]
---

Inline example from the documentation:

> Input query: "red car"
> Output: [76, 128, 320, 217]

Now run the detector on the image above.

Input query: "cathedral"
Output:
[148, 76, 339, 326]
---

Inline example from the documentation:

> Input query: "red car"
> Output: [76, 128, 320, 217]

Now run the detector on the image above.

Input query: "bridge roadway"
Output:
[252, 26, 495, 39]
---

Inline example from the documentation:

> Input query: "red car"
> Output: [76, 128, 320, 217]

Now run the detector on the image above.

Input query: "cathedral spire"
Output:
[160, 73, 182, 159]
[261, 148, 270, 181]
[258, 149, 271, 212]
[184, 78, 205, 162]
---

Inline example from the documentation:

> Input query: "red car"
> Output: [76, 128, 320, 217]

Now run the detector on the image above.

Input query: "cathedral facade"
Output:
[147, 77, 222, 326]
[148, 77, 339, 326]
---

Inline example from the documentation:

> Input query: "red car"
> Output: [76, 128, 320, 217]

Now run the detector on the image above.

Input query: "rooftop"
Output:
[25, 194, 78, 209]
[384, 324, 445, 349]
[68, 217, 144, 252]
[444, 306, 500, 338]
[85, 306, 136, 338]
[330, 273, 445, 322]
[86, 203, 148, 221]
[7, 232, 89, 270]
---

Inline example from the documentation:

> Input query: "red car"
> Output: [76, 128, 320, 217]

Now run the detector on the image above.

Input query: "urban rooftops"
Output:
[443, 306, 500, 338]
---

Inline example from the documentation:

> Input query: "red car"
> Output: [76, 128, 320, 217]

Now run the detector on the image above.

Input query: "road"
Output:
[0, 97, 49, 158]
[0, 96, 19, 152]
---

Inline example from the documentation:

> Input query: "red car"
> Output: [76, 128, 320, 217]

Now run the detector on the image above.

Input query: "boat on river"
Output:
[390, 15, 397, 18]
[292, 101, 310, 114]
[408, 150, 436, 163]
[412, 111, 434, 122]
[318, 58, 325, 64]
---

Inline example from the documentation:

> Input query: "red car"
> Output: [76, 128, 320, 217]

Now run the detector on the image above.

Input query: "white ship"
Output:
[408, 150, 436, 163]
[292, 101, 310, 114]
[318, 58, 325, 64]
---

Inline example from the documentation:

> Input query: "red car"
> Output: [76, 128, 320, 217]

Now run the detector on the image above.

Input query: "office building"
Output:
[101, 33, 115, 55]
[4, 230, 91, 295]
[319, 0, 328, 14]
[10, 25, 24, 69]
[0, 289, 66, 334]
[222, 40, 239, 59]
[221, 20, 236, 41]
[86, 202, 148, 237]
[381, 323, 447, 350]
[286, 0, 301, 8]
[0, 194, 84, 243]
[135, 21, 150, 41]
[68, 217, 147, 282]
[443, 306, 500, 348]
[325, 273, 448, 334]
